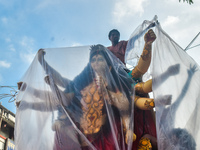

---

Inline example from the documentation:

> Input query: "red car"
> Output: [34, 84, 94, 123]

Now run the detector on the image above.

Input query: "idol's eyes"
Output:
[91, 58, 96, 63]
[91, 55, 105, 63]
[97, 58, 104, 62]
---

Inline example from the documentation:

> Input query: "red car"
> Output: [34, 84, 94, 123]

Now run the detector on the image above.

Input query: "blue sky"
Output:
[0, 0, 200, 113]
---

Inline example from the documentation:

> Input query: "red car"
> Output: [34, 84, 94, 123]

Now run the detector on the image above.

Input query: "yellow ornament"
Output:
[138, 137, 152, 150]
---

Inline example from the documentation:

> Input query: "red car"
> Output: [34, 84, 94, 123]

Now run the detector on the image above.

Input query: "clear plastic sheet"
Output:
[15, 45, 136, 150]
[126, 16, 200, 150]
[152, 23, 200, 150]
[15, 16, 200, 150]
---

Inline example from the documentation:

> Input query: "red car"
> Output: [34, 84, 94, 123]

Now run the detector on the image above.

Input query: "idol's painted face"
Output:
[91, 54, 107, 74]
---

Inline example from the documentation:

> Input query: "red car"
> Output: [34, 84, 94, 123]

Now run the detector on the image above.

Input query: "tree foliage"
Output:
[179, 0, 193, 4]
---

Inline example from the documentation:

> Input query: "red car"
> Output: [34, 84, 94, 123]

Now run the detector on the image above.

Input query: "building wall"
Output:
[0, 105, 15, 150]
[0, 135, 6, 150]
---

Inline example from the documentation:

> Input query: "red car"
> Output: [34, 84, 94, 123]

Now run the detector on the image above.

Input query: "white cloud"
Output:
[71, 42, 82, 47]
[1, 17, 8, 24]
[4, 37, 16, 51]
[112, 0, 148, 25]
[5, 38, 11, 42]
[162, 16, 180, 28]
[35, 0, 60, 11]
[19, 36, 36, 63]
[160, 11, 199, 48]
[8, 44, 16, 52]
[20, 53, 36, 64]
[20, 36, 34, 47]
[0, 61, 11, 68]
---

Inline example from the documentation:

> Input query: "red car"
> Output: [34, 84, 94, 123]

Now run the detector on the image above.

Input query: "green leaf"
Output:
[179, 0, 193, 4]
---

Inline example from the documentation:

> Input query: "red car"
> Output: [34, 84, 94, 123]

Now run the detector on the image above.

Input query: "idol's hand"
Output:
[144, 29, 156, 44]
[16, 101, 21, 108]
[158, 95, 172, 105]
[109, 91, 129, 111]
[125, 130, 137, 144]
[44, 76, 50, 85]
[38, 48, 45, 63]
[144, 99, 155, 109]
[17, 82, 27, 91]
[187, 64, 198, 76]
[167, 64, 180, 75]
[17, 101, 29, 110]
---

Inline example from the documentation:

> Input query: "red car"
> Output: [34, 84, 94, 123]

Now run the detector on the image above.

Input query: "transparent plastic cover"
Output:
[15, 16, 200, 150]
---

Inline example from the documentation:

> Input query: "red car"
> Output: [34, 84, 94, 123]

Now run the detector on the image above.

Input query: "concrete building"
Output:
[0, 104, 15, 150]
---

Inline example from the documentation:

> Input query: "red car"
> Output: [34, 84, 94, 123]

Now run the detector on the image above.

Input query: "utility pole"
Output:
[185, 32, 200, 51]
